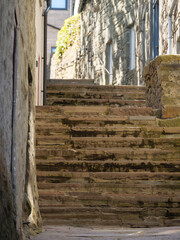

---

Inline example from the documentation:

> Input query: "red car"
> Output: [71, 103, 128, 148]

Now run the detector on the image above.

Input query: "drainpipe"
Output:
[90, 0, 94, 78]
[43, 1, 50, 105]
[168, 0, 177, 54]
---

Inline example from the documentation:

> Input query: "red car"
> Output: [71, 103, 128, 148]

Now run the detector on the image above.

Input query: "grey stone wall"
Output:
[0, 0, 42, 239]
[75, 0, 180, 85]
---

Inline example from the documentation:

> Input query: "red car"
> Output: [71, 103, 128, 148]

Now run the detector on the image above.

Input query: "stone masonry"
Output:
[143, 55, 180, 119]
[0, 0, 42, 239]
[74, 0, 180, 85]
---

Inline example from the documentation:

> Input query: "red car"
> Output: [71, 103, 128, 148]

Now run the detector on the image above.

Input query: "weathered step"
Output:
[36, 136, 180, 150]
[40, 215, 180, 228]
[36, 147, 180, 161]
[36, 125, 180, 138]
[46, 98, 146, 107]
[46, 89, 146, 100]
[36, 105, 153, 117]
[37, 171, 180, 184]
[38, 191, 180, 208]
[70, 137, 180, 149]
[47, 83, 146, 92]
[39, 204, 180, 227]
[47, 79, 95, 85]
[35, 115, 157, 127]
[36, 159, 180, 173]
[38, 181, 180, 196]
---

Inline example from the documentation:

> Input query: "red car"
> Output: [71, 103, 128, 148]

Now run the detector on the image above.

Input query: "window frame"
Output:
[152, 0, 159, 59]
[50, 0, 68, 10]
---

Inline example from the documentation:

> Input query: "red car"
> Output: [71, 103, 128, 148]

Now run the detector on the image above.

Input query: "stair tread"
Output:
[37, 171, 180, 178]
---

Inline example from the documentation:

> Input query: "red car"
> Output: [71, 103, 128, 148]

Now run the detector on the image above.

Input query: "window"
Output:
[152, 0, 159, 58]
[51, 0, 67, 10]
[51, 47, 56, 54]
[130, 27, 135, 70]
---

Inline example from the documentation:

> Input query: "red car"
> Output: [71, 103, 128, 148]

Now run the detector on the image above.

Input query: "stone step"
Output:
[35, 147, 180, 161]
[40, 216, 180, 228]
[38, 181, 180, 196]
[35, 115, 157, 127]
[46, 97, 146, 107]
[37, 171, 180, 184]
[36, 136, 180, 150]
[36, 159, 180, 173]
[47, 79, 95, 85]
[36, 105, 153, 117]
[46, 89, 146, 100]
[47, 83, 146, 92]
[38, 191, 180, 208]
[36, 125, 180, 138]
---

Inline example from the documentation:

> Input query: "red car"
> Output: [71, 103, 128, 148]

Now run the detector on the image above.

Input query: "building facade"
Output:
[76, 0, 180, 85]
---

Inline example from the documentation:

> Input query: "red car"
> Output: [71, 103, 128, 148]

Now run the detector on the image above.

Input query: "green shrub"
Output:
[55, 14, 81, 59]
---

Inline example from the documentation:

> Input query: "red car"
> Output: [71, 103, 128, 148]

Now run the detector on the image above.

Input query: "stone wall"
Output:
[0, 0, 42, 239]
[160, 0, 180, 55]
[143, 55, 180, 118]
[50, 46, 78, 79]
[75, 0, 180, 85]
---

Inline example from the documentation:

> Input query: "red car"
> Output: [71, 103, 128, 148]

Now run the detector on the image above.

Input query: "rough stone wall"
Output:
[0, 150, 18, 240]
[160, 0, 180, 55]
[143, 55, 180, 118]
[50, 46, 78, 79]
[76, 0, 150, 85]
[75, 0, 180, 85]
[0, 0, 42, 239]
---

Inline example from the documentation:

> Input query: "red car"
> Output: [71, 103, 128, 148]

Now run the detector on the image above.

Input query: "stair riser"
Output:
[37, 182, 180, 194]
[37, 174, 180, 185]
[47, 85, 146, 92]
[36, 118, 157, 127]
[41, 217, 180, 228]
[36, 128, 180, 138]
[36, 161, 180, 173]
[36, 106, 153, 117]
[38, 185, 180, 198]
[36, 149, 180, 161]
[46, 91, 146, 100]
[39, 195, 180, 208]
[46, 98, 146, 107]
[36, 138, 180, 150]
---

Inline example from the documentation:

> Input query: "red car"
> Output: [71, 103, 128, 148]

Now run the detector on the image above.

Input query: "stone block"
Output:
[143, 55, 180, 119]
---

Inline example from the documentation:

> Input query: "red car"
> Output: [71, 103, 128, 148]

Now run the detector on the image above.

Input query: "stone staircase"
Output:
[35, 80, 180, 227]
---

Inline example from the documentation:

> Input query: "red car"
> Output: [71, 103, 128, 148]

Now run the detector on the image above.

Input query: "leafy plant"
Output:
[55, 14, 81, 59]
